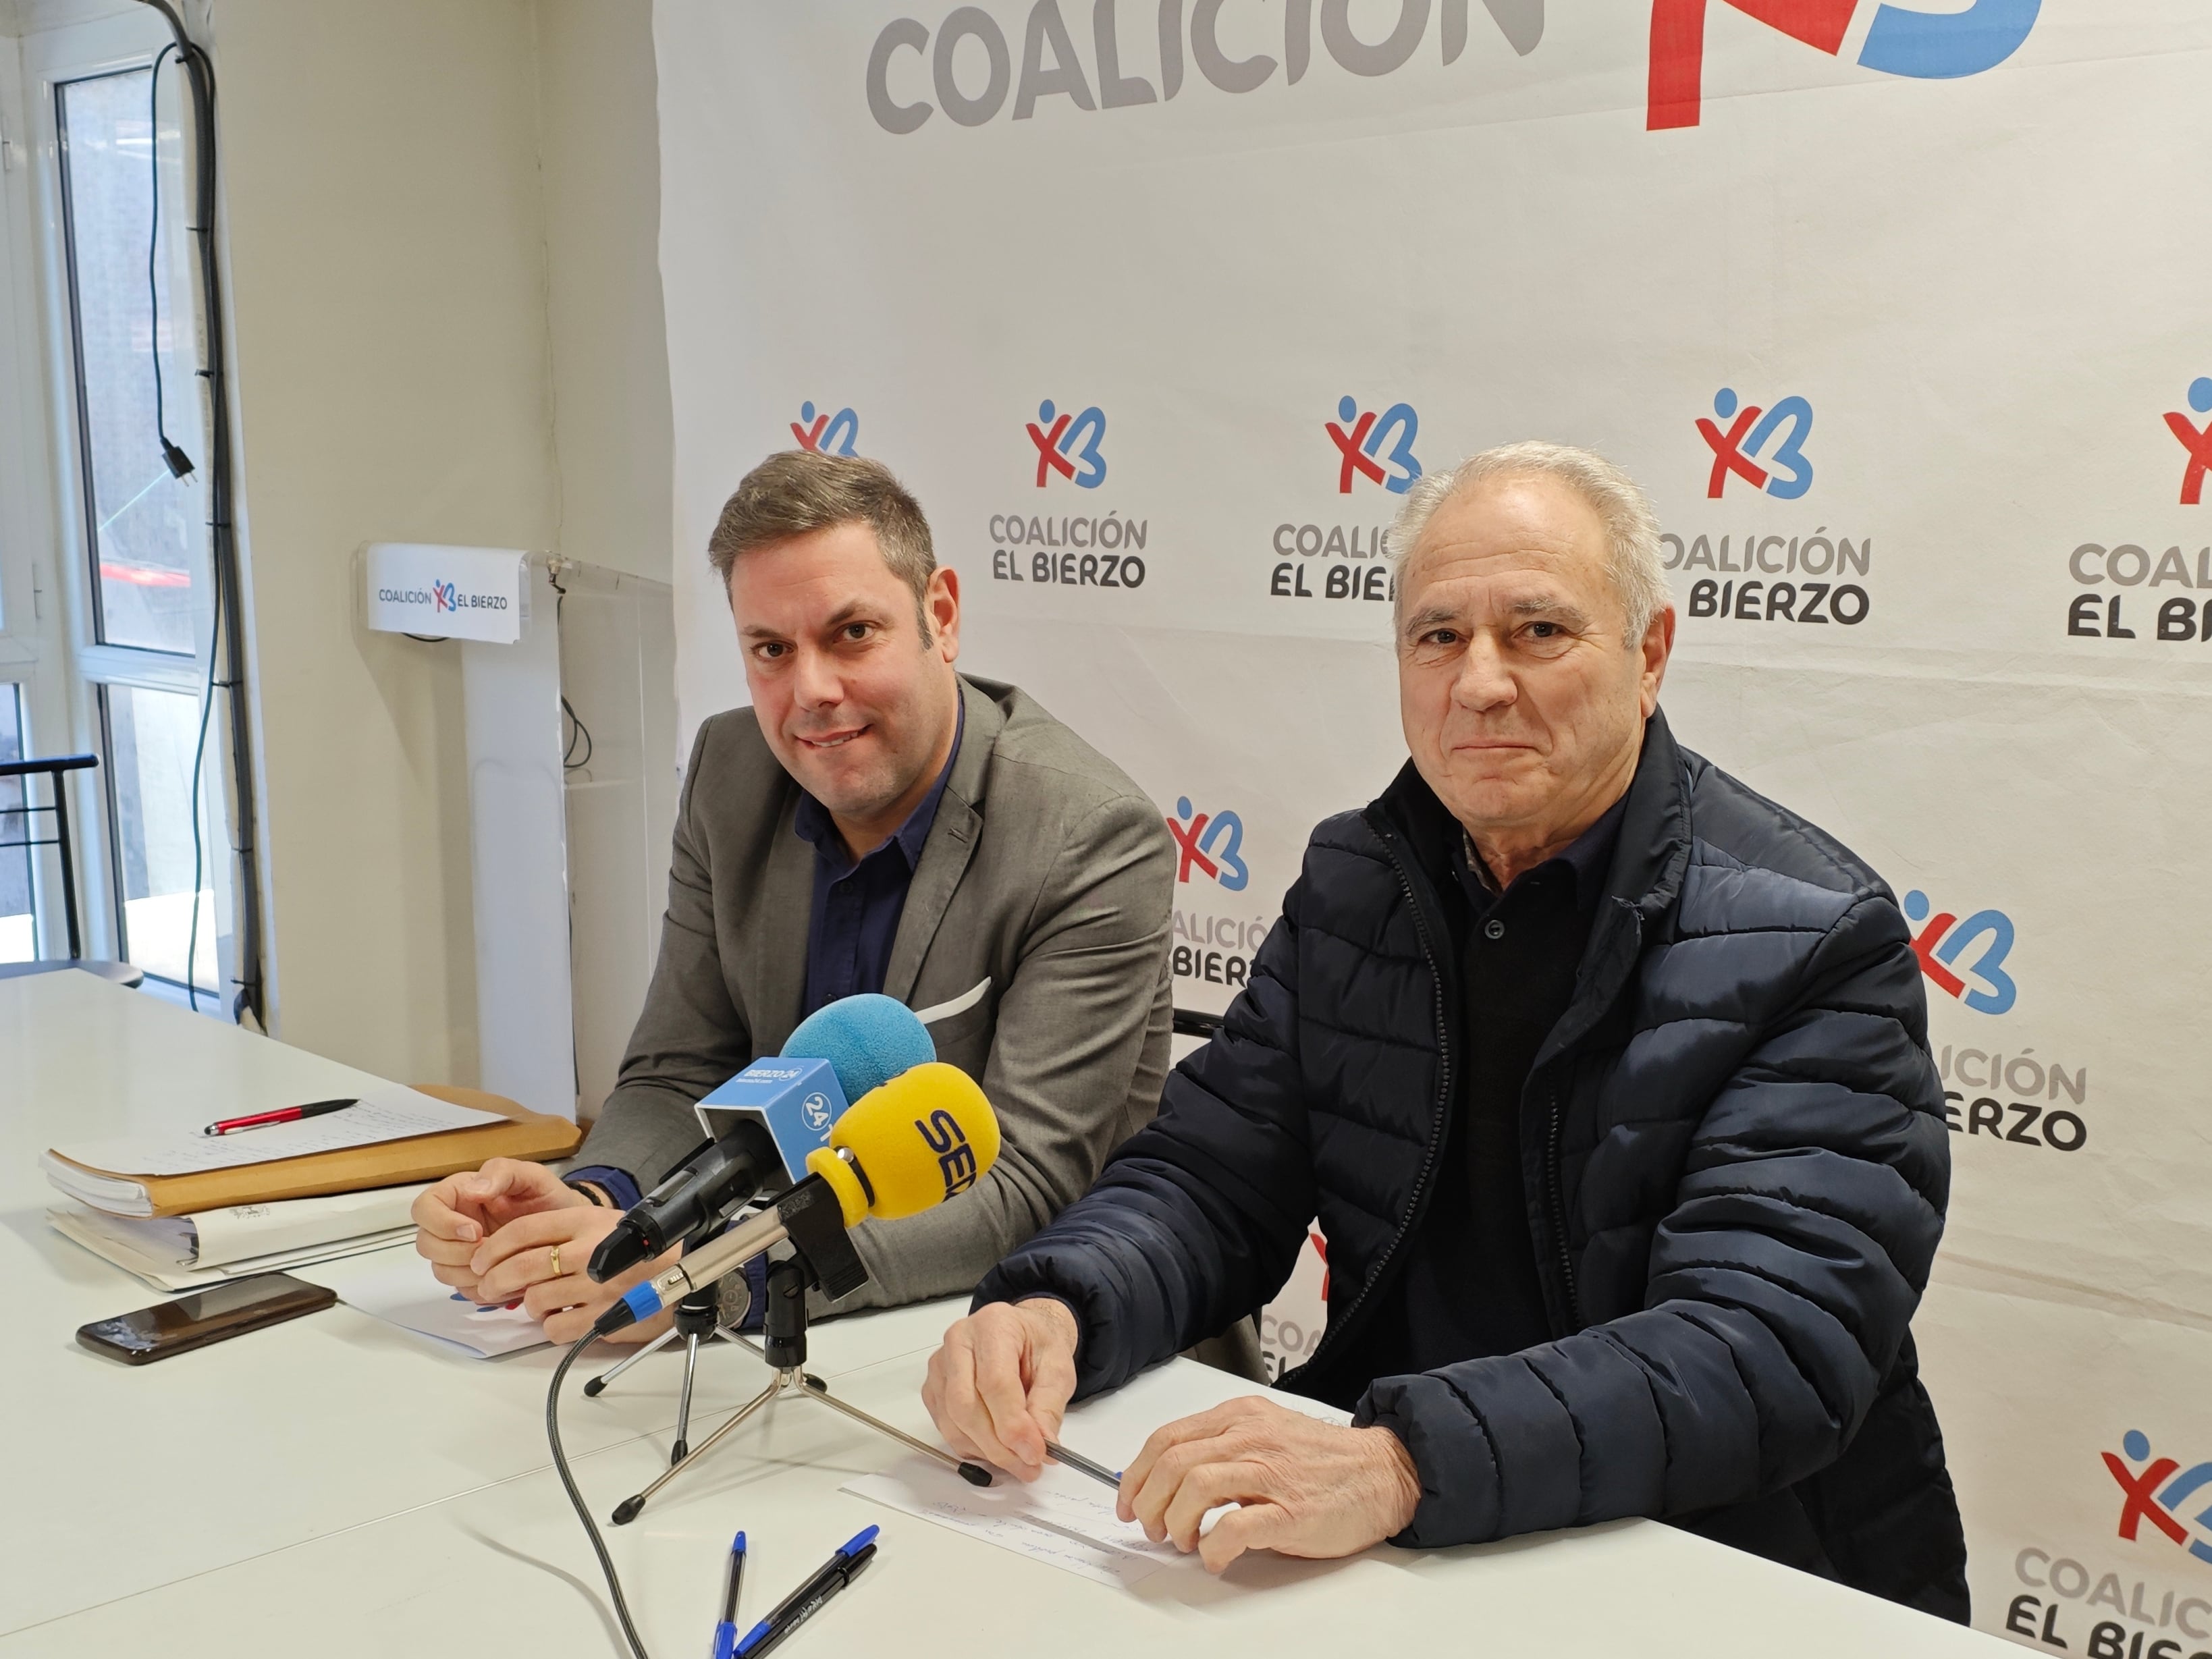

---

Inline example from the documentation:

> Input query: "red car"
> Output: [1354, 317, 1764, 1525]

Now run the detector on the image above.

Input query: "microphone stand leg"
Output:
[671, 1332, 703, 1464]
[803, 1375, 996, 1488]
[580, 1324, 680, 1398]
[610, 1369, 784, 1526]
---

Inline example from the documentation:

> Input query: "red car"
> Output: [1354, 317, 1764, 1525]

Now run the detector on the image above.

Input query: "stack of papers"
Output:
[48, 1182, 429, 1291]
[41, 1089, 502, 1215]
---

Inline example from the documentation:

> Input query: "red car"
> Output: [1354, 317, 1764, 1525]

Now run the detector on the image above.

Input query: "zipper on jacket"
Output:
[1282, 825, 1453, 1391]
[1545, 1084, 1579, 1328]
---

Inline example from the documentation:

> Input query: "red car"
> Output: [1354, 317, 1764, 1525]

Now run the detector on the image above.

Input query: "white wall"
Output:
[537, 0, 674, 587]
[202, 0, 672, 1083]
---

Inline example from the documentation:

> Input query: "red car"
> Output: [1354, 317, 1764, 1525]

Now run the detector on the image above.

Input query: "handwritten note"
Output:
[842, 1365, 1353, 1591]
[846, 1458, 1181, 1588]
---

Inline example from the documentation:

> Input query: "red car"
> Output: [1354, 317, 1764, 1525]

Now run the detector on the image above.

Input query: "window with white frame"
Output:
[0, 5, 234, 1006]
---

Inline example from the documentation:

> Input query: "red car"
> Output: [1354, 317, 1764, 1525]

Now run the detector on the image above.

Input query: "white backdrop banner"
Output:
[654, 2, 2212, 1643]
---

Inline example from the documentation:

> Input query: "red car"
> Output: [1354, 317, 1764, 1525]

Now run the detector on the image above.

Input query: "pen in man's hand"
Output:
[711, 1530, 747, 1659]
[1045, 1439, 1123, 1491]
[203, 1098, 360, 1137]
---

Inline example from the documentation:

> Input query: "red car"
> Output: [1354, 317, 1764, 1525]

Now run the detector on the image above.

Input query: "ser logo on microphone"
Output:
[917, 1108, 979, 1199]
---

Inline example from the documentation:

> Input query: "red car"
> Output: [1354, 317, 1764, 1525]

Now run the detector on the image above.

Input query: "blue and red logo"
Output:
[1903, 890, 2016, 1016]
[1166, 798, 1249, 891]
[1650, 0, 2042, 131]
[431, 579, 459, 614]
[2107, 1432, 2212, 1567]
[2165, 379, 2212, 506]
[1698, 389, 1814, 500]
[790, 400, 859, 456]
[1325, 397, 1422, 495]
[1027, 400, 1107, 489]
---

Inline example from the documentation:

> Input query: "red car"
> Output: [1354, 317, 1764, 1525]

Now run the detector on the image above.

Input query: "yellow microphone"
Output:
[597, 1064, 1001, 1334]
[806, 1062, 1003, 1226]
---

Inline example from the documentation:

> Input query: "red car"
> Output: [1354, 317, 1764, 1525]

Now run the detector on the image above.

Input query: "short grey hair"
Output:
[1388, 441, 1669, 638]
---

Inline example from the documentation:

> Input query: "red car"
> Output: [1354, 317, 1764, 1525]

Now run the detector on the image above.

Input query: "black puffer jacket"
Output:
[977, 711, 1969, 1619]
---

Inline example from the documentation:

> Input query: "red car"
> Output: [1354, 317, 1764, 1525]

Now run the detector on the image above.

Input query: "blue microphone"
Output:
[693, 994, 935, 1182]
[782, 994, 937, 1099]
[589, 995, 934, 1282]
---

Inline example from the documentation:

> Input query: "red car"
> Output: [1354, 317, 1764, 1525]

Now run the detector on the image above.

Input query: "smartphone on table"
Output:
[76, 1272, 338, 1365]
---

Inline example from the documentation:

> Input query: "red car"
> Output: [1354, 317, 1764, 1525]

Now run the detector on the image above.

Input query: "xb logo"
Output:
[1166, 798, 1249, 892]
[790, 400, 858, 456]
[1698, 389, 1814, 500]
[1325, 396, 1422, 495]
[800, 1091, 834, 1133]
[431, 579, 459, 613]
[2164, 378, 2212, 506]
[1650, 0, 2042, 131]
[1026, 399, 1107, 489]
[1903, 890, 2017, 1016]
[2105, 1431, 2212, 1567]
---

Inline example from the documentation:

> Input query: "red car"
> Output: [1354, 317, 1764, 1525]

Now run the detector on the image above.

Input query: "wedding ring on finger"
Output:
[549, 1244, 562, 1278]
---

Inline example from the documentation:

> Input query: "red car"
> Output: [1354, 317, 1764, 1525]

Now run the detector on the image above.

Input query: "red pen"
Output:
[202, 1098, 360, 1137]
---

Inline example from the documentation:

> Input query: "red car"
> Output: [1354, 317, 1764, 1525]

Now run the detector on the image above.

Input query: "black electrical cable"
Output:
[182, 492, 219, 1011]
[547, 1333, 655, 1659]
[144, 45, 190, 481]
[562, 695, 593, 770]
[144, 44, 216, 1011]
[136, 0, 263, 1026]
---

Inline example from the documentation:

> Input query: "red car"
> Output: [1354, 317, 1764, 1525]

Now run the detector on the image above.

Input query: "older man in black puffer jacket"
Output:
[919, 441, 1968, 1620]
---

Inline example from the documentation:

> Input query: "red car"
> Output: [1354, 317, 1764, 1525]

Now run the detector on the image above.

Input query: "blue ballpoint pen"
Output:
[734, 1526, 880, 1658]
[710, 1531, 747, 1659]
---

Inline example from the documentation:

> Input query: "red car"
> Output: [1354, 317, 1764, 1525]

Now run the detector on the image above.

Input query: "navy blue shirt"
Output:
[568, 703, 965, 1212]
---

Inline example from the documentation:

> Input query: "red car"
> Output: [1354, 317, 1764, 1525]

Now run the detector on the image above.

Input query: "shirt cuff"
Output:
[564, 1166, 642, 1212]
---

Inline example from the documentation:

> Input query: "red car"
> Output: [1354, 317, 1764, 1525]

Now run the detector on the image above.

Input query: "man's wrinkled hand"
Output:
[921, 1298, 1080, 1479]
[1117, 1395, 1420, 1573]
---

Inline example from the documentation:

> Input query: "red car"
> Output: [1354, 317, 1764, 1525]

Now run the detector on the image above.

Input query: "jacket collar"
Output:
[882, 676, 1002, 1003]
[1374, 706, 1692, 923]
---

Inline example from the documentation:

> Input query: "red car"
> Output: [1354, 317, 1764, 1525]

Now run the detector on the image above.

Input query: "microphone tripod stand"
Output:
[593, 1218, 994, 1526]
[580, 1224, 737, 1465]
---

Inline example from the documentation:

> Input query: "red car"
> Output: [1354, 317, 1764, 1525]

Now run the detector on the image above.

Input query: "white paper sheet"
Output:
[842, 1359, 1353, 1590]
[319, 1257, 548, 1358]
[49, 1089, 499, 1176]
[846, 1458, 1183, 1588]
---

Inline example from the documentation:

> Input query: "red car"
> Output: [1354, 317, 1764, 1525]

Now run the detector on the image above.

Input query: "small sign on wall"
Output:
[361, 543, 528, 644]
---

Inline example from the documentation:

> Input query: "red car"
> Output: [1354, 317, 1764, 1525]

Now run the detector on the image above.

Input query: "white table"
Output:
[0, 972, 2012, 1656]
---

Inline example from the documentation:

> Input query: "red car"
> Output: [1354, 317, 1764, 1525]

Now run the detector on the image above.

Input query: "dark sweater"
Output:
[1355, 794, 1625, 1390]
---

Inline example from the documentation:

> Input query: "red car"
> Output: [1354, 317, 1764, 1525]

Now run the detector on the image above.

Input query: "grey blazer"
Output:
[575, 674, 1176, 1312]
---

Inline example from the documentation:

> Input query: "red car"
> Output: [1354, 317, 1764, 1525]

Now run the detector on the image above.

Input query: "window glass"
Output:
[103, 682, 214, 990]
[57, 67, 203, 655]
[0, 686, 30, 962]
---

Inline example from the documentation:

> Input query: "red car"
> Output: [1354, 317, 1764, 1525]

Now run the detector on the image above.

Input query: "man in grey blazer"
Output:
[412, 452, 1175, 1342]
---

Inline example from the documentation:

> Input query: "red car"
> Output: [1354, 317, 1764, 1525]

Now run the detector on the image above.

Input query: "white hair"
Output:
[1388, 441, 1670, 638]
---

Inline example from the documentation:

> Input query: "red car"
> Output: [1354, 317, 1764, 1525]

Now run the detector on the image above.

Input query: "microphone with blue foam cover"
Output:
[598, 1064, 1001, 1333]
[780, 993, 936, 1101]
[687, 994, 938, 1192]
[593, 994, 938, 1282]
